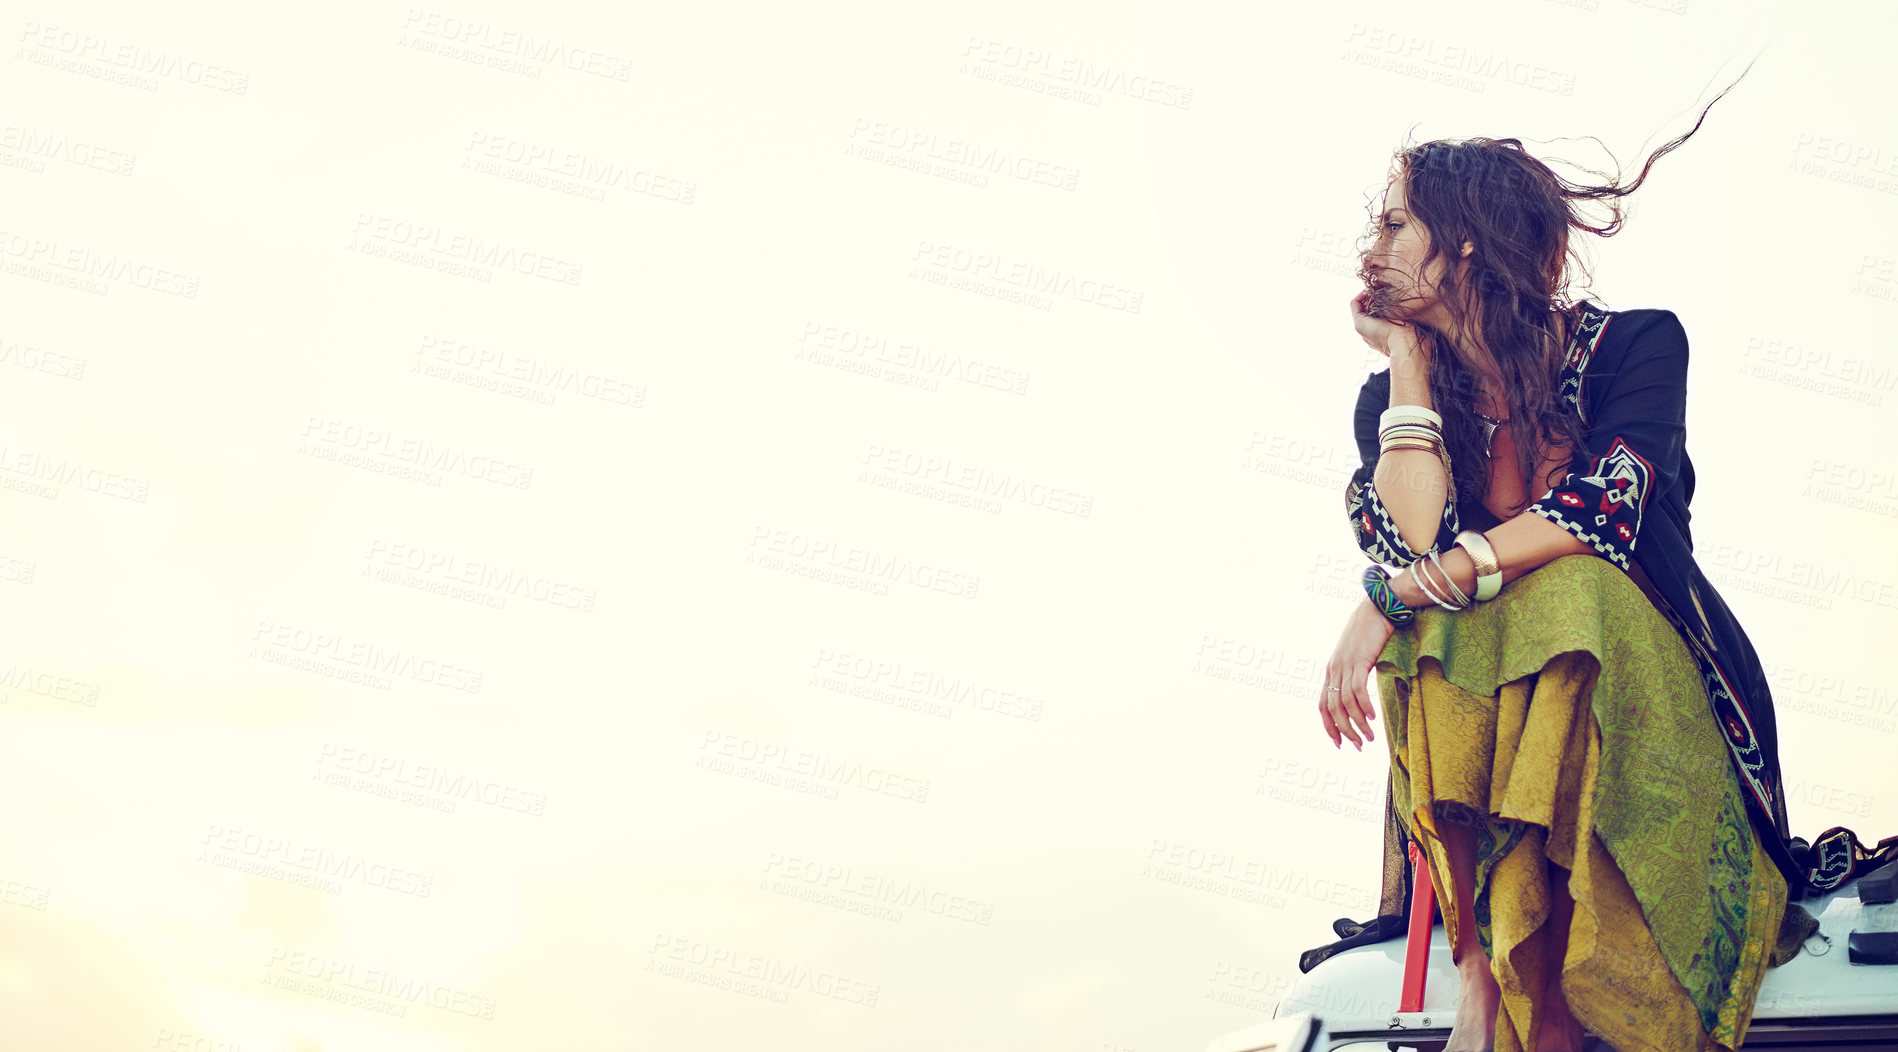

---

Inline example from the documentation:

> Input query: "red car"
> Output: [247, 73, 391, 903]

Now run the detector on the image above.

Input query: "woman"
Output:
[1308, 107, 1898, 1052]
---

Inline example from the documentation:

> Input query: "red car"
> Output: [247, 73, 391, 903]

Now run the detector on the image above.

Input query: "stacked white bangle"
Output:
[1379, 424, 1443, 447]
[1410, 557, 1463, 611]
[1377, 403, 1453, 492]
[1379, 405, 1442, 431]
[1453, 530, 1503, 601]
[1425, 550, 1472, 607]
[1379, 406, 1444, 454]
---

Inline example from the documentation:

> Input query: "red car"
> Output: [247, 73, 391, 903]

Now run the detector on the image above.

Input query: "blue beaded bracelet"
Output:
[1360, 564, 1416, 626]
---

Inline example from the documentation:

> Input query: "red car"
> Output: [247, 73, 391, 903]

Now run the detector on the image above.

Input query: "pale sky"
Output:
[0, 0, 1893, 1050]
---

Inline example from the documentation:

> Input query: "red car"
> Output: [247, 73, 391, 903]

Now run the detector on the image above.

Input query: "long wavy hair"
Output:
[1353, 60, 1757, 518]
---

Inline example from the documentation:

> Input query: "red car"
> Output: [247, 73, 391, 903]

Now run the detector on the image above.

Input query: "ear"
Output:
[1459, 240, 1474, 259]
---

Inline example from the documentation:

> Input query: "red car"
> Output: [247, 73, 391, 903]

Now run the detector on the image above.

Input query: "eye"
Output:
[1385, 222, 1404, 233]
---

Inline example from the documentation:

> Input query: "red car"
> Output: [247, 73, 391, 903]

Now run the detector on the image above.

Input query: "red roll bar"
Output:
[1400, 839, 1437, 1012]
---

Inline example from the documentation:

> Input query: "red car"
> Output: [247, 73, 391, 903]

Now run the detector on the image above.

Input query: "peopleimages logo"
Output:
[746, 525, 981, 600]
[302, 416, 534, 490]
[199, 825, 434, 897]
[414, 335, 643, 406]
[0, 226, 198, 297]
[363, 538, 598, 612]
[847, 118, 1081, 190]
[860, 443, 1094, 517]
[314, 743, 547, 816]
[349, 213, 584, 286]
[958, 36, 1194, 109]
[648, 934, 880, 1007]
[16, 21, 252, 93]
[251, 619, 484, 695]
[463, 132, 695, 202]
[0, 124, 137, 176]
[264, 945, 499, 1020]
[398, 10, 634, 82]
[910, 239, 1142, 313]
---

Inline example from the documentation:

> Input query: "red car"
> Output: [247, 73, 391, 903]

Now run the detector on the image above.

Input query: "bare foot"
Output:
[1533, 972, 1589, 1052]
[1444, 958, 1500, 1052]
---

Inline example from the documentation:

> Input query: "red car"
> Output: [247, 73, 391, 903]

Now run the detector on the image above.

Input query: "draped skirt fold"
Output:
[1375, 554, 1788, 1052]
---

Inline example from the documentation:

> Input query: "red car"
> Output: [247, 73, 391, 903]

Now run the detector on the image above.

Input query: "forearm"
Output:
[1385, 509, 1594, 609]
[1374, 342, 1449, 554]
[1373, 452, 1450, 555]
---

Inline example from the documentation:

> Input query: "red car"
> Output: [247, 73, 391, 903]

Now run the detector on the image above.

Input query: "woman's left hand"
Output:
[1319, 597, 1397, 751]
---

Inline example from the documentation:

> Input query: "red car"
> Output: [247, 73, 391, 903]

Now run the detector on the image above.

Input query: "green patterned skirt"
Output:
[1375, 554, 1789, 1052]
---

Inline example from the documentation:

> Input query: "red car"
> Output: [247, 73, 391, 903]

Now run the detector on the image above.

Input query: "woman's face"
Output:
[1363, 177, 1468, 324]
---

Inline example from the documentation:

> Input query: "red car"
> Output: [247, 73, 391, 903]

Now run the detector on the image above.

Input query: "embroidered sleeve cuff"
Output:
[1526, 436, 1656, 572]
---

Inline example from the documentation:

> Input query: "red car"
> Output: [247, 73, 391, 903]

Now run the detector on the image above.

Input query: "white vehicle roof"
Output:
[1205, 868, 1898, 1051]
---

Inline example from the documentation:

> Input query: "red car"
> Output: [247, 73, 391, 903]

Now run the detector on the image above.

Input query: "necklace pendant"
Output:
[1477, 417, 1500, 457]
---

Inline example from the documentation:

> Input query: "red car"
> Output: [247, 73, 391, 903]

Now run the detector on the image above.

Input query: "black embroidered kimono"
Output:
[1306, 301, 1898, 973]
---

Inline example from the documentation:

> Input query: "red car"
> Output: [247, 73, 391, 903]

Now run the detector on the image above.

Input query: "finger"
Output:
[1341, 674, 1372, 748]
[1318, 693, 1342, 747]
[1347, 666, 1376, 736]
[1327, 694, 1362, 750]
[1336, 692, 1364, 751]
[1319, 703, 1341, 748]
[1321, 679, 1351, 744]
[1350, 669, 1377, 744]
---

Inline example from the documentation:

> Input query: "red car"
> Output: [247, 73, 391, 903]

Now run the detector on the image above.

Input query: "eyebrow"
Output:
[1379, 208, 1410, 219]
